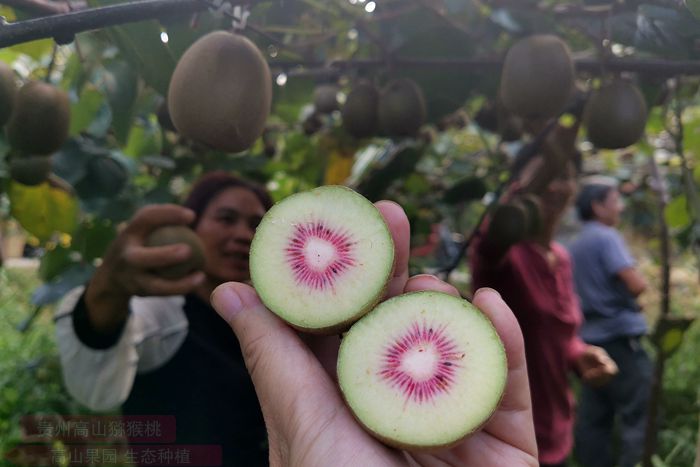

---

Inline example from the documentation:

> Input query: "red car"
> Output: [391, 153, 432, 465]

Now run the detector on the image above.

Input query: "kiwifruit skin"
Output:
[342, 81, 379, 138]
[313, 84, 340, 114]
[9, 155, 52, 186]
[7, 81, 70, 155]
[0, 62, 17, 127]
[145, 226, 206, 279]
[168, 31, 272, 153]
[500, 35, 574, 119]
[378, 79, 427, 138]
[584, 80, 648, 149]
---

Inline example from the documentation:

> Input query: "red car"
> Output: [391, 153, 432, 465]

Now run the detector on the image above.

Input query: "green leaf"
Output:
[356, 143, 426, 201]
[39, 246, 76, 282]
[272, 78, 315, 125]
[10, 39, 53, 61]
[32, 263, 96, 306]
[123, 120, 162, 158]
[71, 220, 117, 262]
[103, 60, 139, 144]
[90, 0, 175, 95]
[665, 195, 690, 229]
[8, 177, 79, 243]
[69, 86, 104, 136]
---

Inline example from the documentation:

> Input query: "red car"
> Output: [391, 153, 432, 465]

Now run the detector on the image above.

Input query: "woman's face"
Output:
[195, 187, 267, 284]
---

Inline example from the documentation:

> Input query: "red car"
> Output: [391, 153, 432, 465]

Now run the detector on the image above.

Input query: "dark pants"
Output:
[575, 336, 652, 467]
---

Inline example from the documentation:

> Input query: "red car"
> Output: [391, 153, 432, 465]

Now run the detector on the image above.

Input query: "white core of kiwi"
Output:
[337, 291, 507, 449]
[250, 186, 394, 332]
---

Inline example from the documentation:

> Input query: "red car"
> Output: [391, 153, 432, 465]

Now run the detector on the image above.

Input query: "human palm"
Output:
[211, 201, 538, 467]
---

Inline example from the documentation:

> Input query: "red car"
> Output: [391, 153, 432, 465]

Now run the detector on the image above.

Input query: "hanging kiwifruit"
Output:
[0, 62, 17, 128]
[500, 35, 574, 120]
[342, 80, 379, 139]
[7, 81, 70, 155]
[584, 80, 648, 150]
[9, 155, 52, 186]
[168, 31, 272, 153]
[313, 84, 340, 114]
[378, 78, 427, 138]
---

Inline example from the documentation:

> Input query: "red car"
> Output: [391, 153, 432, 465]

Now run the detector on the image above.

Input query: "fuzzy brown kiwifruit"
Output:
[584, 80, 648, 150]
[378, 79, 426, 138]
[313, 84, 340, 114]
[342, 80, 379, 139]
[168, 31, 272, 153]
[500, 35, 574, 119]
[7, 81, 70, 155]
[145, 225, 206, 279]
[9, 155, 52, 186]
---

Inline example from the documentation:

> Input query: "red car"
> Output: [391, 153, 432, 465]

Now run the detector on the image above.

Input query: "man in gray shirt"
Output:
[569, 178, 651, 467]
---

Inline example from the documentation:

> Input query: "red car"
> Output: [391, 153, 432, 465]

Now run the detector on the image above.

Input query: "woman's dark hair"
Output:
[183, 171, 274, 227]
[575, 182, 616, 221]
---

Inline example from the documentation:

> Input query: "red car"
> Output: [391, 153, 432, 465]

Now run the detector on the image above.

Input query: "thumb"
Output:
[210, 282, 341, 431]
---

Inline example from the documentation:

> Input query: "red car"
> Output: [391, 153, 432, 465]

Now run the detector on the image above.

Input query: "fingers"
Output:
[211, 282, 343, 435]
[375, 201, 410, 298]
[404, 274, 460, 297]
[123, 204, 196, 238]
[123, 243, 194, 269]
[470, 287, 538, 458]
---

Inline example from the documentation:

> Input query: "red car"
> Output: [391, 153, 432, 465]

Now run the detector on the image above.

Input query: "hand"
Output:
[576, 345, 619, 388]
[85, 204, 205, 333]
[211, 201, 538, 467]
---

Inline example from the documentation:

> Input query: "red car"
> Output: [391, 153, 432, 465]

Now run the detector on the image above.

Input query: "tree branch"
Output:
[0, 0, 209, 47]
[0, 0, 85, 16]
[267, 57, 700, 77]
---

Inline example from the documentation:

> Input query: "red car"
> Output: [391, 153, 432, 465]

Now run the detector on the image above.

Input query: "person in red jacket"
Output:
[470, 125, 619, 467]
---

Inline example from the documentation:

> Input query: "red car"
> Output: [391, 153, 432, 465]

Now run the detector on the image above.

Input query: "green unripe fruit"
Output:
[500, 35, 574, 119]
[145, 226, 206, 279]
[378, 79, 426, 138]
[584, 80, 648, 149]
[168, 31, 272, 153]
[0, 62, 17, 127]
[9, 155, 52, 186]
[7, 81, 70, 155]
